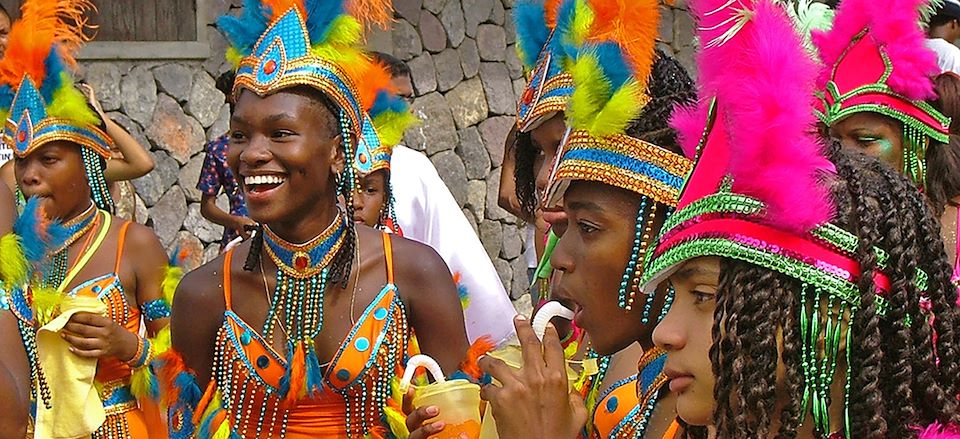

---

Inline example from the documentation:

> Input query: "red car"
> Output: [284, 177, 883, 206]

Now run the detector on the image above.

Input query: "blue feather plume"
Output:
[13, 196, 68, 263]
[514, 0, 551, 69]
[39, 48, 68, 104]
[550, 0, 580, 64]
[591, 42, 632, 90]
[216, 0, 269, 57]
[369, 90, 409, 118]
[302, 0, 347, 44]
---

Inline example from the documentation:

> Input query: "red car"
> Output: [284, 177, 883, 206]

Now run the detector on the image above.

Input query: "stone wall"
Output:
[75, 0, 697, 291]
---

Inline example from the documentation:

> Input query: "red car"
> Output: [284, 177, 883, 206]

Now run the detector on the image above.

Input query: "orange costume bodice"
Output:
[592, 348, 670, 439]
[7, 214, 166, 439]
[194, 233, 410, 438]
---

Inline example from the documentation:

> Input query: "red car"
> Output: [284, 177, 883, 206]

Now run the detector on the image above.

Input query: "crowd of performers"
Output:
[0, 0, 960, 437]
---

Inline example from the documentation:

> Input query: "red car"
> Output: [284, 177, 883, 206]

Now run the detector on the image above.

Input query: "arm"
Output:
[79, 84, 154, 181]
[170, 259, 227, 387]
[0, 161, 14, 194]
[0, 185, 13, 235]
[0, 312, 31, 437]
[127, 224, 171, 337]
[200, 194, 254, 239]
[392, 236, 469, 375]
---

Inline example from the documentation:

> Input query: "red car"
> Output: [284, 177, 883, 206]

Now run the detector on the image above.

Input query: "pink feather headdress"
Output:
[812, 0, 949, 184]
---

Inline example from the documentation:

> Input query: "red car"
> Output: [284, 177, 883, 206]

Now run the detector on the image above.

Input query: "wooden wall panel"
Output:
[0, 0, 196, 41]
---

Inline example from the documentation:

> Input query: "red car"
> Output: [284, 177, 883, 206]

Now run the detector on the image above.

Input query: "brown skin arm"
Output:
[170, 253, 227, 387]
[0, 184, 13, 235]
[0, 312, 30, 437]
[391, 236, 469, 375]
[199, 194, 255, 240]
[78, 84, 154, 182]
[126, 223, 172, 337]
[0, 161, 13, 193]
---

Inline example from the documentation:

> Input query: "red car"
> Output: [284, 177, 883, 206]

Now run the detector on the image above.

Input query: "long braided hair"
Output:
[512, 49, 696, 217]
[702, 147, 960, 438]
[242, 87, 356, 287]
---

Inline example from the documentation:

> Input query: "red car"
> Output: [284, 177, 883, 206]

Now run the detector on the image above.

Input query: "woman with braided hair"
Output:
[643, 0, 960, 437]
[158, 1, 469, 437]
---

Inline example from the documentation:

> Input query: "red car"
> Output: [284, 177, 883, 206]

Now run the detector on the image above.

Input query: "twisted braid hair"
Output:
[708, 147, 960, 438]
[511, 49, 696, 215]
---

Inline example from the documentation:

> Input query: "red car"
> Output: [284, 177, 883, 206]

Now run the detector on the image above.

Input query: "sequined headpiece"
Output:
[218, 0, 395, 194]
[812, 0, 950, 185]
[641, 1, 910, 433]
[0, 0, 115, 211]
[544, 0, 692, 313]
[514, 0, 575, 132]
[353, 74, 418, 234]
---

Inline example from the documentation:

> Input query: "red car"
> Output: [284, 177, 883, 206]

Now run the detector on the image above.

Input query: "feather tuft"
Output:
[812, 0, 938, 100]
[0, 234, 27, 290]
[347, 0, 394, 29]
[690, 0, 834, 232]
[514, 0, 552, 69]
[917, 423, 960, 439]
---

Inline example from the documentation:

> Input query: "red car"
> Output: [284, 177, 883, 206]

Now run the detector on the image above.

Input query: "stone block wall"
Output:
[74, 0, 696, 290]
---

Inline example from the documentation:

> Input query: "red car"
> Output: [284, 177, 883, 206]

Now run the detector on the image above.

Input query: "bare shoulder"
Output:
[119, 220, 165, 253]
[389, 233, 452, 283]
[173, 249, 228, 318]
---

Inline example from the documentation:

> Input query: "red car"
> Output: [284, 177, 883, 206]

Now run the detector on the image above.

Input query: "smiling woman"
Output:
[158, 1, 470, 438]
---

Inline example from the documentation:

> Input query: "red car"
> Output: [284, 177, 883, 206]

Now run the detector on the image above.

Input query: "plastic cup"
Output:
[402, 355, 483, 439]
[478, 303, 578, 439]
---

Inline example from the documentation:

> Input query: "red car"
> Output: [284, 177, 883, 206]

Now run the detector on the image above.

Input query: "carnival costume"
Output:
[353, 80, 418, 235]
[813, 0, 950, 186]
[155, 1, 422, 438]
[540, 0, 693, 437]
[640, 0, 956, 436]
[0, 1, 177, 437]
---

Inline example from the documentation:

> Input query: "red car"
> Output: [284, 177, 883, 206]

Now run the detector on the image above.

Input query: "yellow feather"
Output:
[325, 15, 363, 47]
[568, 55, 611, 132]
[225, 47, 244, 70]
[161, 265, 183, 306]
[572, 0, 595, 46]
[46, 74, 100, 127]
[211, 419, 233, 439]
[373, 111, 420, 147]
[32, 286, 63, 327]
[0, 233, 27, 289]
[588, 79, 645, 137]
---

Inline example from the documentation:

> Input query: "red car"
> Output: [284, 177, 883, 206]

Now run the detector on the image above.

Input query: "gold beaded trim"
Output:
[553, 131, 693, 206]
[6, 117, 114, 159]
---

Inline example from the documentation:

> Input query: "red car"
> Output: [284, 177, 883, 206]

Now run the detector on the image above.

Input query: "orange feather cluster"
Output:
[458, 336, 495, 380]
[545, 0, 563, 28]
[263, 0, 304, 20]
[0, 0, 95, 88]
[348, 0, 395, 29]
[356, 59, 394, 111]
[587, 0, 659, 86]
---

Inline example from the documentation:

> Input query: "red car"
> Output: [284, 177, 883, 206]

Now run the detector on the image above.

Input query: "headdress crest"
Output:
[0, 0, 115, 211]
[812, 0, 950, 185]
[514, 0, 575, 132]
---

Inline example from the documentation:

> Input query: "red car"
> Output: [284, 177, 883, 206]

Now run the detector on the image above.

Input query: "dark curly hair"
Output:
[512, 49, 696, 216]
[696, 147, 960, 438]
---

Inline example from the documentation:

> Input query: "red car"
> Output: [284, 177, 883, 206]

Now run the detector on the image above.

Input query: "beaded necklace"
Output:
[44, 203, 99, 289]
[261, 210, 347, 401]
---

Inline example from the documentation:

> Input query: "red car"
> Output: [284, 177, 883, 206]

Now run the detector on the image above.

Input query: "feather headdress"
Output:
[545, 0, 692, 209]
[642, 1, 919, 434]
[0, 0, 111, 160]
[514, 0, 575, 132]
[217, 0, 392, 139]
[812, 0, 949, 185]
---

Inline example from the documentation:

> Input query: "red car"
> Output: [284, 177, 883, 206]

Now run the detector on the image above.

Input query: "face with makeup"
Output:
[652, 256, 720, 426]
[550, 180, 667, 355]
[352, 169, 387, 226]
[830, 112, 903, 171]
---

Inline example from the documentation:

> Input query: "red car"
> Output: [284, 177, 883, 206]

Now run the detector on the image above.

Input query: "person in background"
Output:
[370, 51, 517, 347]
[926, 0, 960, 74]
[0, 82, 156, 205]
[197, 71, 254, 250]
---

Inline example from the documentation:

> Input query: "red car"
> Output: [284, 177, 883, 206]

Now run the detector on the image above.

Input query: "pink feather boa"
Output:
[918, 423, 960, 438]
[672, 0, 834, 233]
[812, 0, 938, 101]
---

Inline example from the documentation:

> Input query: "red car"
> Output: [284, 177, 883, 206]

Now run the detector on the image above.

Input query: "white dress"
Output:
[390, 145, 517, 346]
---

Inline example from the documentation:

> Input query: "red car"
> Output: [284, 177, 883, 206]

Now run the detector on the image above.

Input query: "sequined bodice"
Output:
[592, 349, 668, 439]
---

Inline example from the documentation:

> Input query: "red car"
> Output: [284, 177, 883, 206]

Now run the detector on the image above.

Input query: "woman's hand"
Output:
[61, 312, 139, 361]
[479, 315, 587, 439]
[77, 83, 106, 119]
[403, 387, 446, 439]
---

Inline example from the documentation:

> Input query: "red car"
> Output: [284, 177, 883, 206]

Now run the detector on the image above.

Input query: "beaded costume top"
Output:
[591, 349, 668, 439]
[173, 234, 409, 439]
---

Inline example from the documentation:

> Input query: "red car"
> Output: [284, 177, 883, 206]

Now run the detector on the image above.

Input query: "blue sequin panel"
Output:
[142, 299, 172, 322]
[563, 148, 686, 190]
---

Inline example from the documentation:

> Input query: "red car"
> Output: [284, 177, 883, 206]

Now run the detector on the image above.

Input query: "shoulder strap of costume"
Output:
[113, 220, 132, 273]
[223, 248, 235, 310]
[58, 211, 111, 292]
[382, 232, 394, 284]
